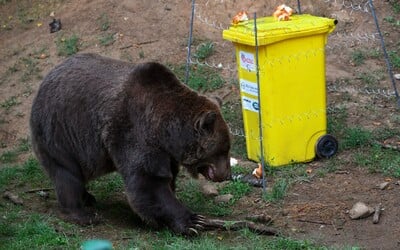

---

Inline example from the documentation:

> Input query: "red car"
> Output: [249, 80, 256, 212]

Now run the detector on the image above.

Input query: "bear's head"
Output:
[182, 107, 231, 182]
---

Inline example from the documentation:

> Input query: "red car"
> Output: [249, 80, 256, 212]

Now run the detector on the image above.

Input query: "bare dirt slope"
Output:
[1, 1, 399, 249]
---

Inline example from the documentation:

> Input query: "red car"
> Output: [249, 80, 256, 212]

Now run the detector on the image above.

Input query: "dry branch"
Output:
[25, 188, 53, 193]
[373, 204, 382, 224]
[3, 191, 23, 205]
[298, 218, 331, 225]
[203, 218, 279, 236]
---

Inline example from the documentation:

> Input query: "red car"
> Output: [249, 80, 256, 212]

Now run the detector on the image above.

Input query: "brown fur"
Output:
[30, 53, 231, 234]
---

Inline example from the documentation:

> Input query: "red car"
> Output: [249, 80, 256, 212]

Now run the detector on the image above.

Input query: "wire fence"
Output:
[184, 0, 399, 179]
[188, 0, 398, 104]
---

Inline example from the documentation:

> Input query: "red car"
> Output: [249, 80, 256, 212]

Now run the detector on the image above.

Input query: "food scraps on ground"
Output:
[252, 163, 263, 179]
[273, 4, 294, 21]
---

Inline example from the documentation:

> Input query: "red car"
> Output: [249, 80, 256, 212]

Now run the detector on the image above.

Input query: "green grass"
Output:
[219, 180, 252, 202]
[357, 70, 385, 87]
[389, 50, 400, 68]
[88, 172, 124, 200]
[0, 209, 81, 249]
[115, 228, 323, 250]
[351, 50, 366, 66]
[177, 179, 231, 216]
[56, 34, 80, 56]
[391, 1, 400, 14]
[20, 56, 41, 82]
[341, 127, 373, 150]
[0, 150, 19, 164]
[264, 178, 289, 202]
[0, 137, 31, 164]
[0, 96, 20, 111]
[0, 157, 47, 191]
[170, 64, 225, 92]
[194, 41, 215, 60]
[99, 33, 115, 46]
[98, 13, 110, 31]
[354, 144, 400, 177]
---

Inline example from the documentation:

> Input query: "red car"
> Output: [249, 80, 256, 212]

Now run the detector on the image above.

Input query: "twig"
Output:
[245, 214, 272, 224]
[335, 170, 350, 174]
[375, 141, 400, 152]
[119, 40, 159, 50]
[298, 219, 331, 225]
[25, 188, 53, 193]
[373, 204, 382, 224]
[203, 218, 279, 236]
[3, 191, 23, 205]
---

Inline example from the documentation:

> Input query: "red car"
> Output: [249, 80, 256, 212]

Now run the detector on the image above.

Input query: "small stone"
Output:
[214, 194, 233, 204]
[378, 182, 390, 190]
[200, 182, 219, 197]
[349, 202, 374, 219]
[394, 74, 400, 80]
[395, 180, 400, 185]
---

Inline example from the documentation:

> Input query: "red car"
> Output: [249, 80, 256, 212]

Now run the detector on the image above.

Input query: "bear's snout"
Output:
[199, 156, 231, 182]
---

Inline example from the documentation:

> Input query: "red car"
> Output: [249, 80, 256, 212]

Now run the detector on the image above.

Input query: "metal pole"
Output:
[185, 0, 196, 85]
[297, 0, 302, 14]
[254, 13, 267, 193]
[368, 0, 400, 107]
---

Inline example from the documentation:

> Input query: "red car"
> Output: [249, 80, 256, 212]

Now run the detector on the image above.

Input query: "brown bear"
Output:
[30, 53, 231, 235]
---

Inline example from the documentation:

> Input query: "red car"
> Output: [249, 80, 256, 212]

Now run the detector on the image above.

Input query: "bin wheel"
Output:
[316, 134, 338, 158]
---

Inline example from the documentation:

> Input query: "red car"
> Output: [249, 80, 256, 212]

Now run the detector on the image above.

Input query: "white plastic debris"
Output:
[230, 157, 238, 166]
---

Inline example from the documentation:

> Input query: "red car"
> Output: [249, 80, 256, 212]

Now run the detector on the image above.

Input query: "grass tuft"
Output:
[56, 34, 80, 56]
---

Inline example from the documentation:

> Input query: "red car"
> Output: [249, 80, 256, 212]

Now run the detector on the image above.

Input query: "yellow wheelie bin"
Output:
[223, 14, 338, 167]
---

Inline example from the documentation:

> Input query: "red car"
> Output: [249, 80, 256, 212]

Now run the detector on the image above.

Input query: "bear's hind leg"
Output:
[52, 167, 99, 225]
[37, 150, 98, 225]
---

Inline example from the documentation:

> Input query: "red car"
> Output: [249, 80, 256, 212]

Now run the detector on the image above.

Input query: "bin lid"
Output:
[223, 14, 337, 46]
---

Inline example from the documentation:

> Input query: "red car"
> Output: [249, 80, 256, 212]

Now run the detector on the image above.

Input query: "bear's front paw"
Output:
[173, 214, 206, 236]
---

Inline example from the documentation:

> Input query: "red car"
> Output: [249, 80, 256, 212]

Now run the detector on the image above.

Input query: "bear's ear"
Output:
[195, 111, 217, 134]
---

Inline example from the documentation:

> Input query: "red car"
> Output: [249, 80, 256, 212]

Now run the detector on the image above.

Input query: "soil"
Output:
[1, 1, 400, 249]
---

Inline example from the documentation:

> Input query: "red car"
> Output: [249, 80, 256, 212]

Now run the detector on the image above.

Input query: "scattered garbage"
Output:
[49, 18, 62, 33]
[232, 173, 263, 187]
[230, 157, 238, 166]
[394, 74, 400, 80]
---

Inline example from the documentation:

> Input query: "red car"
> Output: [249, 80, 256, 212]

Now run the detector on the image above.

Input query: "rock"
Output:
[200, 182, 219, 197]
[349, 202, 374, 220]
[378, 182, 390, 190]
[394, 74, 400, 80]
[214, 194, 233, 204]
